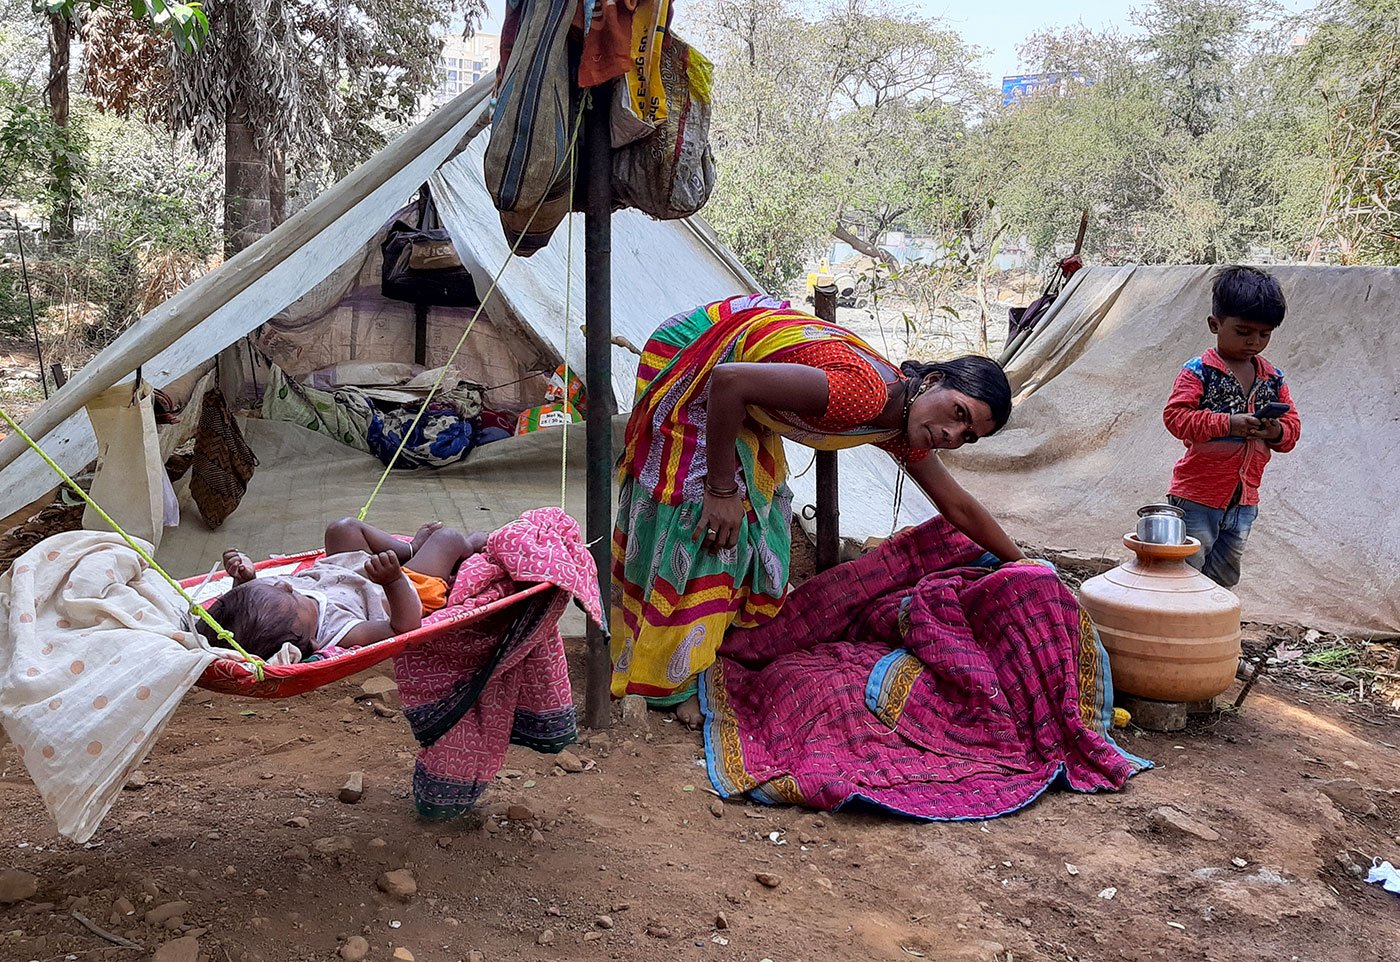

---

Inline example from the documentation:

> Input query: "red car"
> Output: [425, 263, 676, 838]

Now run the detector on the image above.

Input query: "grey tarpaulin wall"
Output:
[951, 264, 1400, 636]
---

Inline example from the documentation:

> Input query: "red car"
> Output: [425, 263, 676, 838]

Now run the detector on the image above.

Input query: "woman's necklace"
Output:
[900, 374, 922, 436]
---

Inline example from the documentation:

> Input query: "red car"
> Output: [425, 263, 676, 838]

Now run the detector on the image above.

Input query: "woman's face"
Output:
[906, 381, 998, 451]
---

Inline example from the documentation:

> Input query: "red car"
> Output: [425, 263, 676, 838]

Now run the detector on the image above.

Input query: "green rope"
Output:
[0, 404, 266, 680]
[357, 94, 592, 522]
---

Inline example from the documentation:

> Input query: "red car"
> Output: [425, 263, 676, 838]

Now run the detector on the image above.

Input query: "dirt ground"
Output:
[1, 338, 50, 425]
[1, 643, 1397, 962]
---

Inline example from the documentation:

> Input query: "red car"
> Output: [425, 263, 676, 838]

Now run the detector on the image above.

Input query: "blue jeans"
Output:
[1167, 495, 1258, 588]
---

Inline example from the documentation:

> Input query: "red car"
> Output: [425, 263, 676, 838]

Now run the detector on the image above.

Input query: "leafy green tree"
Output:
[34, 1, 208, 240]
[697, 0, 985, 288]
[83, 0, 486, 254]
[1290, 0, 1400, 262]
[1134, 0, 1249, 137]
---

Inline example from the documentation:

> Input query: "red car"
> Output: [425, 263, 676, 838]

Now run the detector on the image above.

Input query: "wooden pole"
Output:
[413, 303, 430, 366]
[812, 283, 840, 571]
[583, 90, 616, 730]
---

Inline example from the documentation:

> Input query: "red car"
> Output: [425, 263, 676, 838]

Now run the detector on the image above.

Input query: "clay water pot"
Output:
[1080, 534, 1241, 704]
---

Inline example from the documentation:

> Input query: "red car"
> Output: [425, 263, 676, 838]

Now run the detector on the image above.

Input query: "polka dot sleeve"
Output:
[781, 341, 930, 464]
[783, 341, 891, 429]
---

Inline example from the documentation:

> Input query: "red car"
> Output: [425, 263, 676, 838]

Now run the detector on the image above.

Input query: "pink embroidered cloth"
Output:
[394, 508, 602, 818]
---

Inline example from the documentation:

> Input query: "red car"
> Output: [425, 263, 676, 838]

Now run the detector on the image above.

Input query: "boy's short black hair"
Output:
[195, 582, 309, 660]
[1212, 265, 1286, 328]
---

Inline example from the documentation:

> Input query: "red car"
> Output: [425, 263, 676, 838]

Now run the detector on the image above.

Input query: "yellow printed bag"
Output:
[611, 0, 671, 147]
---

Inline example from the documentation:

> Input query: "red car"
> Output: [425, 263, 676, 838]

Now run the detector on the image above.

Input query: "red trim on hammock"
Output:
[193, 581, 556, 699]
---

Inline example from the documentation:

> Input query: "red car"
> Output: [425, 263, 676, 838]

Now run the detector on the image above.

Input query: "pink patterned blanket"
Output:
[700, 517, 1149, 819]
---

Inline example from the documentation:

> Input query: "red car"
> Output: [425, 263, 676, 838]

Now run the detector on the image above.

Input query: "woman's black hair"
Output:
[900, 355, 1013, 433]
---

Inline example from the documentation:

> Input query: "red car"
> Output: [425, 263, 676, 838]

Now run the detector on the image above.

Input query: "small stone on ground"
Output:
[151, 936, 200, 962]
[1151, 806, 1222, 842]
[339, 771, 365, 804]
[377, 869, 418, 901]
[0, 868, 38, 904]
[339, 935, 370, 962]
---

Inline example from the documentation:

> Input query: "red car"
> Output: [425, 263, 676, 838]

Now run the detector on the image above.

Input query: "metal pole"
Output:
[812, 283, 839, 571]
[583, 89, 616, 729]
[13, 216, 49, 399]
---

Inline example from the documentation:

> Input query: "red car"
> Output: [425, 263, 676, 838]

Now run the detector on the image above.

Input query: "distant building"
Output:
[433, 33, 500, 106]
[1000, 72, 1090, 107]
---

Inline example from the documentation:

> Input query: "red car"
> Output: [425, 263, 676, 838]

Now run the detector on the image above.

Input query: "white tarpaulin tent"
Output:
[0, 78, 936, 555]
[951, 264, 1400, 636]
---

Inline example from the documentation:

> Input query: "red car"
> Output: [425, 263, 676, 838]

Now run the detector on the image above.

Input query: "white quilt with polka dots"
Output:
[0, 530, 216, 842]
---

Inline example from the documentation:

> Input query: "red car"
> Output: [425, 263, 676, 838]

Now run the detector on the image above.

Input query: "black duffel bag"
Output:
[381, 185, 480, 307]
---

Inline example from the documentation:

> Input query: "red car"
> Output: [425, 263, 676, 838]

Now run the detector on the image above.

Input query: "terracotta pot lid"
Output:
[1123, 533, 1200, 561]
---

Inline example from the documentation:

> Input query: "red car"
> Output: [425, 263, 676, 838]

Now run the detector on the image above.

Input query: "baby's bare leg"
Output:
[405, 527, 487, 580]
[323, 518, 411, 562]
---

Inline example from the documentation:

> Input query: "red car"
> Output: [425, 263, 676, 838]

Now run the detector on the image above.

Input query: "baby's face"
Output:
[248, 581, 320, 652]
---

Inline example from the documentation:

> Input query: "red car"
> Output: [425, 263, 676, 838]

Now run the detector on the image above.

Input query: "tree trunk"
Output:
[46, 14, 74, 242]
[832, 222, 898, 269]
[268, 148, 287, 228]
[223, 92, 271, 257]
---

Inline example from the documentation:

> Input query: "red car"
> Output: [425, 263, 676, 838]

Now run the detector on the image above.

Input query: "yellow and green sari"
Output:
[611, 294, 902, 703]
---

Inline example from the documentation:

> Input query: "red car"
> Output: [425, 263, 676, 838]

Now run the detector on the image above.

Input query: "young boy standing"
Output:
[1162, 266, 1302, 588]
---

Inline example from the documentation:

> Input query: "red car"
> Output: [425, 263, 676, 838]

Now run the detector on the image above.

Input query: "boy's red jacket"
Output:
[1163, 349, 1301, 509]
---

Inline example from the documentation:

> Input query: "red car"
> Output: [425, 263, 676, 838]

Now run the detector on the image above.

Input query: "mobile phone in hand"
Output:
[1255, 401, 1290, 420]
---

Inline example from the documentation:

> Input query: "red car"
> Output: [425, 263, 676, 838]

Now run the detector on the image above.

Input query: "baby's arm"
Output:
[338, 551, 422, 648]
[222, 549, 257, 585]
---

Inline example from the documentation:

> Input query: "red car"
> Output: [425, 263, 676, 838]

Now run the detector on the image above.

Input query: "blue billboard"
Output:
[1001, 72, 1089, 106]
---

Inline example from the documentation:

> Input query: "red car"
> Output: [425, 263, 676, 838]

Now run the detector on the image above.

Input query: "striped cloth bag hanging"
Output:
[484, 0, 581, 256]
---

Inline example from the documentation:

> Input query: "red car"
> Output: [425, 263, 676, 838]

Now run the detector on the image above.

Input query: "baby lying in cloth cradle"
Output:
[196, 518, 487, 661]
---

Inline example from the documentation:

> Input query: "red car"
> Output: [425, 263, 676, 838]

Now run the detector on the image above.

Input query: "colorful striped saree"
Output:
[610, 295, 904, 703]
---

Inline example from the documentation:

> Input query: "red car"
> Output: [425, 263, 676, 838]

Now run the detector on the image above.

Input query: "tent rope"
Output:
[357, 94, 592, 522]
[0, 405, 265, 679]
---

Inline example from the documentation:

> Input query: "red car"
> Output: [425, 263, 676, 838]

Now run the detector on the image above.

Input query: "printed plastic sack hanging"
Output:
[516, 365, 586, 435]
[544, 364, 586, 411]
[516, 403, 584, 435]
[611, 33, 717, 220]
[611, 0, 672, 147]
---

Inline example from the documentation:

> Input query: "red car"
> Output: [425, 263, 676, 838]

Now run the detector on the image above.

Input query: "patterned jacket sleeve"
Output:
[1268, 378, 1301, 453]
[1163, 367, 1230, 444]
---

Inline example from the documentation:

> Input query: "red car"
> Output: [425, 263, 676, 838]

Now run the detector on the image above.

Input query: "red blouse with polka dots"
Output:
[775, 341, 929, 465]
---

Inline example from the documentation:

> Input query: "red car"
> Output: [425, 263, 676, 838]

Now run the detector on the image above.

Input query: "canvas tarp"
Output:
[950, 264, 1399, 636]
[0, 82, 764, 515]
[154, 416, 610, 579]
[429, 138, 765, 409]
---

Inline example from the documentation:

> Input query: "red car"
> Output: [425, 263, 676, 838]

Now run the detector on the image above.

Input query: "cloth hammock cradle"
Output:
[182, 549, 559, 698]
